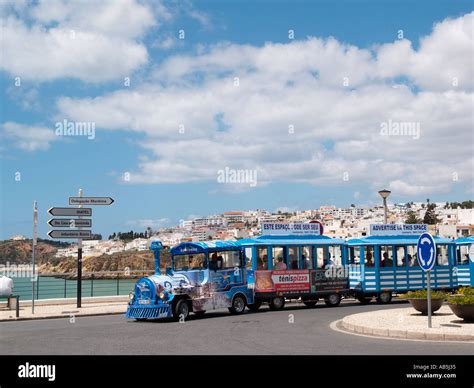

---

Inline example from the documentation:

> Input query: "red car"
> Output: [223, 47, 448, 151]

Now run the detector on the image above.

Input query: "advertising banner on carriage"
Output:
[370, 224, 427, 236]
[255, 270, 310, 293]
[310, 269, 349, 292]
[272, 270, 310, 292]
[262, 222, 321, 236]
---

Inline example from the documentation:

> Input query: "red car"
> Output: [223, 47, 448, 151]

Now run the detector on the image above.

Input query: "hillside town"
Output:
[9, 201, 472, 259]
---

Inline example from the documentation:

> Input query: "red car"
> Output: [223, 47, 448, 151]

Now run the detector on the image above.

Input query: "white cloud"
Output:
[152, 36, 178, 50]
[127, 218, 172, 229]
[376, 12, 474, 91]
[2, 122, 59, 151]
[0, 0, 170, 82]
[42, 12, 474, 197]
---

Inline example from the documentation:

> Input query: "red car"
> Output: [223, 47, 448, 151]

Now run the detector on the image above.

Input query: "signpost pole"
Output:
[427, 270, 432, 328]
[32, 201, 37, 314]
[77, 189, 83, 308]
[417, 231, 435, 329]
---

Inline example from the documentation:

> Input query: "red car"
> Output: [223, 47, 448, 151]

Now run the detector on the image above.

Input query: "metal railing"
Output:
[10, 270, 155, 301]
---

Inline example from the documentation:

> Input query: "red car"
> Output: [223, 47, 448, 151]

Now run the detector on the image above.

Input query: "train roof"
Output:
[454, 236, 474, 244]
[346, 235, 453, 246]
[170, 240, 241, 254]
[238, 234, 346, 246]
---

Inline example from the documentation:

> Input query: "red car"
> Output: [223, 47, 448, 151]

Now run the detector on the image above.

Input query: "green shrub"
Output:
[449, 295, 474, 305]
[458, 286, 474, 296]
[449, 287, 474, 305]
[399, 290, 448, 299]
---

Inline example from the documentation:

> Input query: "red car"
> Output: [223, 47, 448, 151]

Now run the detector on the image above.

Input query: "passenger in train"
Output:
[209, 253, 218, 271]
[289, 254, 298, 269]
[301, 254, 311, 269]
[274, 257, 287, 270]
[382, 252, 393, 267]
[365, 252, 374, 267]
[323, 252, 335, 267]
[258, 254, 268, 270]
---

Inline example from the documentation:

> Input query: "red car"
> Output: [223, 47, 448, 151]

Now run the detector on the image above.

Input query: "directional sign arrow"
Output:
[69, 197, 114, 206]
[48, 207, 92, 217]
[48, 219, 92, 228]
[48, 230, 92, 239]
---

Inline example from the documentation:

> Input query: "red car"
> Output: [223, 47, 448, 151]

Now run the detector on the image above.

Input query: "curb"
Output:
[11, 295, 129, 307]
[340, 316, 474, 342]
[0, 309, 126, 322]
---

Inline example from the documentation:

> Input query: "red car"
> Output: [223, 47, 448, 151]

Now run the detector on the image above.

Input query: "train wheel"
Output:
[229, 294, 246, 314]
[173, 299, 190, 321]
[376, 292, 392, 304]
[247, 300, 262, 312]
[324, 293, 341, 307]
[357, 296, 372, 305]
[269, 296, 285, 311]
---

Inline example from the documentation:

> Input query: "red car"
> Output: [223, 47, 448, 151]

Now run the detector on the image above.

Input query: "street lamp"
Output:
[378, 189, 391, 224]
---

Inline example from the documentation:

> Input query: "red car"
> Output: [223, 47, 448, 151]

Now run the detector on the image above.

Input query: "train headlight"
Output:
[129, 292, 134, 303]
[160, 291, 169, 301]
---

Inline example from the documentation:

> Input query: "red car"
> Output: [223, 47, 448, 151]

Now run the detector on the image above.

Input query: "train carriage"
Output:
[126, 240, 252, 321]
[346, 233, 457, 304]
[238, 230, 350, 310]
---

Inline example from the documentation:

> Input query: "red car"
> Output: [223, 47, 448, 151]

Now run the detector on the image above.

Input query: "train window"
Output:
[364, 246, 374, 267]
[407, 245, 418, 267]
[379, 246, 394, 268]
[395, 246, 405, 267]
[437, 245, 449, 266]
[348, 247, 361, 265]
[302, 246, 313, 269]
[457, 246, 470, 265]
[288, 246, 300, 269]
[329, 246, 342, 265]
[316, 247, 325, 268]
[245, 248, 253, 270]
[174, 253, 206, 271]
[257, 247, 268, 270]
[272, 247, 285, 268]
[214, 251, 242, 269]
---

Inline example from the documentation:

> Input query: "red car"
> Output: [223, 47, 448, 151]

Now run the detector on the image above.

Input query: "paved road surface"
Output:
[1, 300, 473, 355]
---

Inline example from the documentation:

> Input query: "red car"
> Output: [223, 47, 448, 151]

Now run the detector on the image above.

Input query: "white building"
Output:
[125, 238, 148, 251]
[10, 235, 27, 241]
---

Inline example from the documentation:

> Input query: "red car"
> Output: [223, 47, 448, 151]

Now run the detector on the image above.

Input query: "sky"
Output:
[0, 0, 473, 240]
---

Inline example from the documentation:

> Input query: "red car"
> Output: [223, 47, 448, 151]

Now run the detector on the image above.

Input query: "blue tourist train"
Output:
[126, 223, 465, 321]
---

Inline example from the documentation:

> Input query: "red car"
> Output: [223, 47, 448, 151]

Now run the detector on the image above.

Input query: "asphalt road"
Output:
[1, 300, 473, 355]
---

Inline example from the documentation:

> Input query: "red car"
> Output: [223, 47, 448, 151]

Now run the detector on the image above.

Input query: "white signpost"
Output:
[48, 219, 92, 228]
[47, 230, 92, 239]
[47, 192, 114, 308]
[69, 197, 114, 206]
[48, 207, 92, 217]
[32, 201, 37, 314]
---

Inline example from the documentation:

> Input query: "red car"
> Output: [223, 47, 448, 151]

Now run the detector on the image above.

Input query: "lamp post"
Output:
[378, 189, 391, 224]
